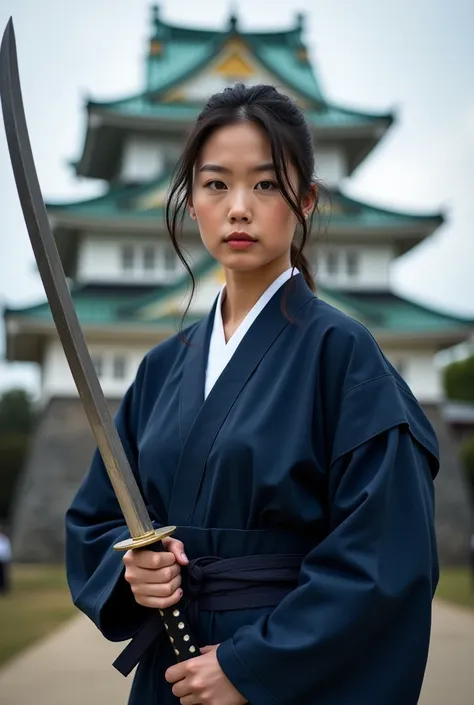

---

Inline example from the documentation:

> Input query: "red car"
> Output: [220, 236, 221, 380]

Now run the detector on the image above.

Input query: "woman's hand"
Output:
[123, 537, 189, 609]
[165, 644, 248, 705]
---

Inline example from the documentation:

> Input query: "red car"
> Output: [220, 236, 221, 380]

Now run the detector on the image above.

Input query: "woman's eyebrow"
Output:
[198, 162, 275, 173]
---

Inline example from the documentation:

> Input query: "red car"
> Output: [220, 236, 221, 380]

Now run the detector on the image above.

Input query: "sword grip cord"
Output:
[149, 541, 200, 662]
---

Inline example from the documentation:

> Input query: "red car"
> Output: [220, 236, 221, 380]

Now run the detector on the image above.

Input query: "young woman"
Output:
[66, 84, 439, 705]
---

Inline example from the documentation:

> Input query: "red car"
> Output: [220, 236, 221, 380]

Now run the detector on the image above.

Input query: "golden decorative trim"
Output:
[215, 50, 255, 78]
[150, 40, 163, 56]
[297, 47, 308, 62]
[113, 525, 176, 551]
[138, 186, 167, 210]
[161, 87, 186, 103]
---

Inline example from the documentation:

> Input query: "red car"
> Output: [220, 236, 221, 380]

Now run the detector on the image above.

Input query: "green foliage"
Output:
[459, 435, 474, 501]
[443, 355, 474, 403]
[0, 389, 35, 435]
[0, 389, 36, 519]
[0, 434, 30, 519]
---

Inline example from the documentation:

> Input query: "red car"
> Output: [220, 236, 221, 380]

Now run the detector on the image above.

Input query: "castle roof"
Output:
[75, 8, 393, 179]
[5, 258, 473, 363]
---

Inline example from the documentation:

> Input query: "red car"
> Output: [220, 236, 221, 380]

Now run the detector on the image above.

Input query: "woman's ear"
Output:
[303, 182, 318, 218]
[188, 197, 196, 220]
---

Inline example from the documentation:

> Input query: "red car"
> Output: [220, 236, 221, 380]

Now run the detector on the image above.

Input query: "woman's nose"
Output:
[228, 194, 252, 223]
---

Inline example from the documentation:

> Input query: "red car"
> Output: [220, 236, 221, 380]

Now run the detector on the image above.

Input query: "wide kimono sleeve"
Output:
[65, 356, 155, 642]
[217, 331, 440, 704]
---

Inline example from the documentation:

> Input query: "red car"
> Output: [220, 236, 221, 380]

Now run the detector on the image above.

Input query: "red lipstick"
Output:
[225, 231, 257, 250]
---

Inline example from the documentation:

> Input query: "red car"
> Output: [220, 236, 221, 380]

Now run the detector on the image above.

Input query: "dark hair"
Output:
[165, 83, 326, 328]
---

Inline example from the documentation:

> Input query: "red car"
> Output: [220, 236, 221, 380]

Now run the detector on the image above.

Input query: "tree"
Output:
[0, 435, 30, 519]
[443, 354, 474, 517]
[0, 389, 35, 435]
[459, 436, 474, 506]
[0, 389, 36, 520]
[443, 354, 474, 403]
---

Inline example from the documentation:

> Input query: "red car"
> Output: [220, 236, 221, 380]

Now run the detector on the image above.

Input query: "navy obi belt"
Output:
[113, 552, 305, 676]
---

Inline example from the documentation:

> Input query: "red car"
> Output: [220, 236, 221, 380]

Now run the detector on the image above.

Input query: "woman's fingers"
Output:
[124, 560, 180, 585]
[134, 573, 182, 599]
[124, 548, 176, 570]
[122, 542, 189, 608]
[133, 584, 183, 609]
[162, 537, 189, 565]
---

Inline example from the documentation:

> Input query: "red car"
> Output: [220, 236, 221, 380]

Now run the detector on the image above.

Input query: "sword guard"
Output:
[113, 526, 177, 551]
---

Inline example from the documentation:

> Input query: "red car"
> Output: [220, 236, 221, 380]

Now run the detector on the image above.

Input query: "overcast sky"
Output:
[0, 0, 473, 393]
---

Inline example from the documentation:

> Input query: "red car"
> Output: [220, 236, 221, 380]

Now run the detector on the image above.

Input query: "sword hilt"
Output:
[114, 526, 199, 661]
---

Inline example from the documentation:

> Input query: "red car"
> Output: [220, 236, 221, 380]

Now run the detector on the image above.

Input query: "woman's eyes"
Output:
[256, 180, 278, 191]
[206, 180, 227, 190]
[205, 180, 278, 191]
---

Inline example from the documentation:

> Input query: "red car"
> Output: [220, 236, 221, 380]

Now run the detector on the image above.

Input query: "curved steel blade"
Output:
[0, 18, 153, 540]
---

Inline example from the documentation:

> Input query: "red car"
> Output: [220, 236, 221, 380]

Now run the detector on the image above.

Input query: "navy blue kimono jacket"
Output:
[66, 273, 439, 705]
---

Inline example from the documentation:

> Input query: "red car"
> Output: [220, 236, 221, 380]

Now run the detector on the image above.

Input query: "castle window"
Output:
[346, 251, 359, 277]
[91, 355, 104, 378]
[326, 250, 338, 275]
[121, 244, 135, 272]
[143, 245, 156, 271]
[113, 355, 127, 380]
[164, 247, 177, 273]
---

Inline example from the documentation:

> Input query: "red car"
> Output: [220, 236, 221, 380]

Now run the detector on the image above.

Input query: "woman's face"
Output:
[189, 122, 314, 275]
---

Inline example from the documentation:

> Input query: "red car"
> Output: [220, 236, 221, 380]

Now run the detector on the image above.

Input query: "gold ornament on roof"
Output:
[214, 39, 255, 79]
[297, 47, 308, 62]
[150, 40, 163, 56]
[215, 51, 255, 79]
[137, 186, 167, 210]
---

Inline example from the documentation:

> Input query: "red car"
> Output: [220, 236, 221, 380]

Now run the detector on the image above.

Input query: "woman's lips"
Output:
[226, 239, 256, 250]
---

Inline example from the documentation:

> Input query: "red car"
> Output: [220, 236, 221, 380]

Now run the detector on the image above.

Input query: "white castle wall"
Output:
[119, 134, 347, 188]
[385, 348, 442, 403]
[42, 340, 150, 400]
[76, 235, 205, 284]
[314, 146, 347, 186]
[120, 135, 183, 182]
[317, 244, 393, 290]
[41, 336, 442, 405]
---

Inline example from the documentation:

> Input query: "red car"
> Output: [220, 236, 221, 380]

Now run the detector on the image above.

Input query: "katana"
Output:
[0, 18, 197, 663]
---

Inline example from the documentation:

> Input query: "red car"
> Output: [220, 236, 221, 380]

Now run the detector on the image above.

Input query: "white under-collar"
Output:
[204, 267, 299, 398]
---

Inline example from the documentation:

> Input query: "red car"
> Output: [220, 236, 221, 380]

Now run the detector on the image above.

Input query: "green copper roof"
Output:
[47, 172, 170, 219]
[3, 285, 192, 330]
[75, 11, 395, 181]
[6, 258, 472, 337]
[320, 289, 474, 332]
[4, 288, 143, 325]
[86, 10, 392, 128]
[46, 174, 442, 232]
[87, 96, 392, 132]
[146, 9, 324, 104]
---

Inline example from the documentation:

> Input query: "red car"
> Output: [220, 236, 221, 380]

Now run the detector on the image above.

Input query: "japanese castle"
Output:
[5, 7, 473, 562]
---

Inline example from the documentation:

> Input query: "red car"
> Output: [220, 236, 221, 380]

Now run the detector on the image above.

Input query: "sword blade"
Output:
[0, 18, 153, 541]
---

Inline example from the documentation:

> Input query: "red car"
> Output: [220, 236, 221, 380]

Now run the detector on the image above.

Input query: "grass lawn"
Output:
[436, 567, 474, 611]
[0, 564, 76, 668]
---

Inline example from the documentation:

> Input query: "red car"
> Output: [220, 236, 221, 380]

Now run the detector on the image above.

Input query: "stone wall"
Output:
[423, 405, 473, 565]
[10, 397, 120, 563]
[10, 399, 473, 565]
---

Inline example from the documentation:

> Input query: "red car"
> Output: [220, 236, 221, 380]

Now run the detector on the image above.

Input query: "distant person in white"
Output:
[0, 527, 12, 595]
